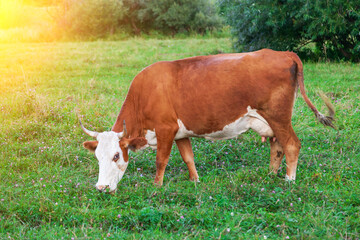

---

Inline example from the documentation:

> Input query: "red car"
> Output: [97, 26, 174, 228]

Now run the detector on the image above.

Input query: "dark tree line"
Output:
[24, 0, 360, 61]
[55, 0, 222, 37]
[219, 0, 360, 62]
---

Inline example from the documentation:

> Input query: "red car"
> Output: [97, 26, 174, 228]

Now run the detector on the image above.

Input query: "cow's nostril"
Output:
[96, 185, 109, 192]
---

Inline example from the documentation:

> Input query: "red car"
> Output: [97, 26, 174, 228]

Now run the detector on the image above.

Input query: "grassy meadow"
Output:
[0, 38, 360, 239]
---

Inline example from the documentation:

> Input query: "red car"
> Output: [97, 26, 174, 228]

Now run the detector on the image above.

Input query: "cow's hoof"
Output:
[153, 181, 163, 187]
[192, 178, 200, 182]
[285, 175, 296, 183]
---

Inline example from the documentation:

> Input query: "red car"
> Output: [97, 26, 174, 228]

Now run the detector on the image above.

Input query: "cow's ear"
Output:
[122, 137, 148, 152]
[83, 141, 98, 153]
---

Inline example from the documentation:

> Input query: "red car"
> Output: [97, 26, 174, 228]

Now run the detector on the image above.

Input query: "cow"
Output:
[80, 49, 334, 193]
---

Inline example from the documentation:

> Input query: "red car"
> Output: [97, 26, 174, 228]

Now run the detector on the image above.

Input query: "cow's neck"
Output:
[111, 100, 144, 138]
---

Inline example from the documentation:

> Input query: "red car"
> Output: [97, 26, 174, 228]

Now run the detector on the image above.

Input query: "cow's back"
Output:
[128, 49, 296, 134]
[171, 49, 295, 134]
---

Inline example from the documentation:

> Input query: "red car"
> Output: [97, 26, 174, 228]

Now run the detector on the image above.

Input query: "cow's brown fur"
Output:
[111, 49, 334, 184]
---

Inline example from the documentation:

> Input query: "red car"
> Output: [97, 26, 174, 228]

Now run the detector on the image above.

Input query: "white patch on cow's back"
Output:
[145, 106, 274, 146]
[175, 106, 274, 141]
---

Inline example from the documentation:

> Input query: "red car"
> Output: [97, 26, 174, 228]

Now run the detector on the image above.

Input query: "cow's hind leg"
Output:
[259, 81, 301, 181]
[176, 138, 199, 181]
[154, 126, 177, 186]
[269, 123, 301, 181]
[283, 130, 301, 181]
[258, 113, 301, 181]
[269, 137, 285, 174]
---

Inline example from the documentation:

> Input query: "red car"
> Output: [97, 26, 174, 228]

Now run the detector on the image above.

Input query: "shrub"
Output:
[54, 0, 223, 38]
[58, 0, 124, 37]
[219, 0, 360, 62]
[146, 0, 223, 34]
[121, 0, 152, 35]
[116, 0, 223, 35]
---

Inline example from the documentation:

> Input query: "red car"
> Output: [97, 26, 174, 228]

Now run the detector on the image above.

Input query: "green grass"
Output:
[0, 38, 359, 239]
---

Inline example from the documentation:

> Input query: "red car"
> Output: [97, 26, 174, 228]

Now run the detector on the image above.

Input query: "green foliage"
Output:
[145, 0, 223, 34]
[56, 0, 223, 37]
[59, 0, 124, 37]
[119, 0, 151, 35]
[120, 0, 223, 35]
[219, 0, 360, 62]
[0, 0, 225, 41]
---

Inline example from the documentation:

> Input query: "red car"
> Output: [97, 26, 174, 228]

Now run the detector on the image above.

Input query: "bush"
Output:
[58, 0, 124, 37]
[54, 0, 223, 38]
[219, 0, 360, 62]
[120, 0, 153, 35]
[146, 0, 223, 34]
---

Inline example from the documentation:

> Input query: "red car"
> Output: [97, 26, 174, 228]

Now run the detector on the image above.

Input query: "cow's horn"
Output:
[79, 119, 99, 138]
[122, 120, 128, 136]
[116, 120, 127, 138]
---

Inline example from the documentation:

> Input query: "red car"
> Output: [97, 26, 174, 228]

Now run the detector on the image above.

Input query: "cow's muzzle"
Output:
[96, 185, 116, 194]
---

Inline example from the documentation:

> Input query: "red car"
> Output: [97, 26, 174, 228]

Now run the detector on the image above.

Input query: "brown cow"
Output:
[81, 49, 334, 193]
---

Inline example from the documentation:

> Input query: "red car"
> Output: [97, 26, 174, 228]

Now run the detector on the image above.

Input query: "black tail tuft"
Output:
[315, 112, 335, 129]
[315, 92, 335, 129]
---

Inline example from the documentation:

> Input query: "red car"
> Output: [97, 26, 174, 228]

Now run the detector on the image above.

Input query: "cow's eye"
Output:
[113, 153, 120, 162]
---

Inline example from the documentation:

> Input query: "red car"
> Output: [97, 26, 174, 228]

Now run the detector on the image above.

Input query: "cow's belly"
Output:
[145, 106, 274, 148]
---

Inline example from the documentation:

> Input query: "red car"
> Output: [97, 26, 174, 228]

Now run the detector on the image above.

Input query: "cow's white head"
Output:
[80, 120, 147, 193]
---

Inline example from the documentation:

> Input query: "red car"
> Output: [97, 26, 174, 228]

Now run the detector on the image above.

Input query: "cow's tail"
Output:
[291, 52, 335, 128]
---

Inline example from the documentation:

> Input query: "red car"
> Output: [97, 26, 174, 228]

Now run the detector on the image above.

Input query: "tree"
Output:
[55, 0, 223, 38]
[219, 0, 360, 61]
[145, 0, 223, 34]
[121, 0, 152, 35]
[56, 0, 124, 38]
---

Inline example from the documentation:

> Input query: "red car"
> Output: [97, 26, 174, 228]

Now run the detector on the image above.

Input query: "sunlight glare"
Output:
[0, 0, 24, 29]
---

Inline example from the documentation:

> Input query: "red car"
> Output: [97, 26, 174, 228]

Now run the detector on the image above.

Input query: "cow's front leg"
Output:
[154, 127, 177, 186]
[176, 138, 199, 181]
[269, 137, 284, 174]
